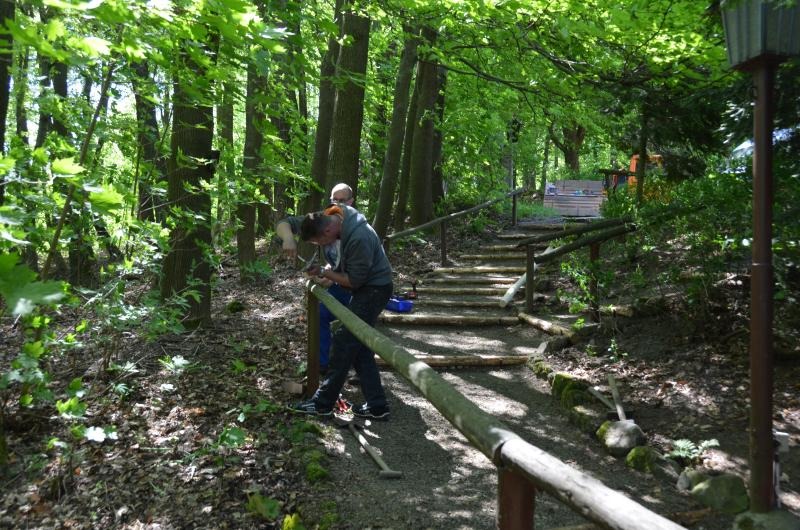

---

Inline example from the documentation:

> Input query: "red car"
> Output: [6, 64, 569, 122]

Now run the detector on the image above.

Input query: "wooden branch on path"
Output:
[517, 312, 575, 340]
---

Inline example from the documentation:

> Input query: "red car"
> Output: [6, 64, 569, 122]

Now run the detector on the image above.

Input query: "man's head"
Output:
[300, 212, 339, 246]
[330, 183, 354, 206]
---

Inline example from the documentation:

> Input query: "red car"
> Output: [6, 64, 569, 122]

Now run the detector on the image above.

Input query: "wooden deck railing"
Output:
[384, 186, 529, 265]
[304, 282, 685, 530]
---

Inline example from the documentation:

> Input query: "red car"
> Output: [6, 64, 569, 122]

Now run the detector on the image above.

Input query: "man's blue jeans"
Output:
[313, 283, 392, 409]
[319, 283, 352, 369]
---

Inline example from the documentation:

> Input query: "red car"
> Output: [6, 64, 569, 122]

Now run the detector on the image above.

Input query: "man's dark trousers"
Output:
[312, 283, 392, 409]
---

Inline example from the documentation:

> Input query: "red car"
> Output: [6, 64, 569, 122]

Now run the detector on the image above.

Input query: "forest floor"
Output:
[1, 212, 799, 529]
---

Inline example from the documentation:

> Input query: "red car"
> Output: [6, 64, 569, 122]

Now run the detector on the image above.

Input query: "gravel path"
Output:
[301, 326, 732, 529]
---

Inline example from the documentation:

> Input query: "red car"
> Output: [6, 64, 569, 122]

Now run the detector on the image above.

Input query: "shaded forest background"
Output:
[0, 0, 799, 495]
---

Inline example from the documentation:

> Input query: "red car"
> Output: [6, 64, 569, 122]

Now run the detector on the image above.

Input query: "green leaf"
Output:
[0, 156, 15, 175]
[51, 158, 85, 176]
[217, 426, 245, 448]
[86, 184, 124, 214]
[56, 396, 87, 419]
[44, 0, 104, 10]
[71, 36, 112, 57]
[6, 280, 66, 316]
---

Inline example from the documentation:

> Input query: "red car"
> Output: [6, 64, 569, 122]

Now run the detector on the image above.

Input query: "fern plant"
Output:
[667, 438, 719, 467]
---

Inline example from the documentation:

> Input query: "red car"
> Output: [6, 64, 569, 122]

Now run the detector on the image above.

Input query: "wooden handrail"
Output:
[515, 217, 631, 248]
[386, 186, 529, 242]
[307, 281, 685, 530]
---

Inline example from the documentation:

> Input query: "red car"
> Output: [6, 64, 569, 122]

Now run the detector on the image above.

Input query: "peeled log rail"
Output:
[518, 312, 575, 339]
[385, 186, 529, 242]
[375, 354, 529, 368]
[380, 313, 520, 326]
[515, 217, 631, 248]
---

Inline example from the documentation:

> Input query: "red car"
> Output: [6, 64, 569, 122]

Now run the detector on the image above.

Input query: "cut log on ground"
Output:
[500, 273, 527, 308]
[517, 312, 575, 339]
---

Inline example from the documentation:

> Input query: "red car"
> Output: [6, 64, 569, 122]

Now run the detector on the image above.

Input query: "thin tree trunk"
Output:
[326, 8, 370, 198]
[636, 107, 648, 207]
[216, 80, 235, 228]
[392, 72, 420, 231]
[430, 66, 447, 208]
[237, 62, 265, 273]
[372, 25, 418, 239]
[540, 137, 550, 198]
[304, 0, 343, 213]
[131, 61, 168, 222]
[0, 0, 13, 205]
[409, 26, 438, 227]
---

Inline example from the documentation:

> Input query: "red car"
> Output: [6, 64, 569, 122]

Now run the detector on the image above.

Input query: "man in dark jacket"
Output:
[288, 204, 393, 420]
[275, 184, 355, 372]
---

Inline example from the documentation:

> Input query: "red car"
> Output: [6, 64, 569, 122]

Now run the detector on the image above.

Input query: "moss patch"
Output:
[528, 356, 552, 379]
[626, 446, 658, 473]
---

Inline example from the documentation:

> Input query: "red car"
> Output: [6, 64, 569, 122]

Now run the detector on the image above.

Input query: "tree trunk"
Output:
[305, 0, 343, 213]
[326, 9, 370, 198]
[0, 0, 12, 206]
[430, 66, 447, 208]
[372, 25, 418, 239]
[636, 107, 648, 207]
[160, 36, 217, 327]
[131, 61, 168, 222]
[549, 122, 585, 173]
[540, 137, 550, 197]
[237, 62, 265, 273]
[14, 46, 28, 145]
[215, 80, 235, 228]
[409, 26, 438, 227]
[392, 72, 420, 231]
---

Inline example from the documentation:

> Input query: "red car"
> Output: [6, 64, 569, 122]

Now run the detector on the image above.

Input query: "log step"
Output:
[375, 354, 528, 368]
[420, 275, 516, 285]
[415, 286, 513, 295]
[431, 266, 526, 275]
[379, 313, 520, 326]
[460, 253, 526, 260]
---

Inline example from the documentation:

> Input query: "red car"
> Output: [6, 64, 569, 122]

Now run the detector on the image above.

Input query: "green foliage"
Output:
[246, 492, 282, 521]
[304, 449, 328, 482]
[158, 354, 194, 375]
[0, 254, 66, 317]
[667, 438, 719, 467]
[230, 358, 257, 374]
[282, 513, 307, 530]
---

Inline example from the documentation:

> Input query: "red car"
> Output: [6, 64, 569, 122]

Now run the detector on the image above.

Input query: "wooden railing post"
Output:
[440, 219, 449, 266]
[525, 245, 535, 313]
[497, 468, 535, 530]
[305, 289, 320, 398]
[589, 243, 600, 322]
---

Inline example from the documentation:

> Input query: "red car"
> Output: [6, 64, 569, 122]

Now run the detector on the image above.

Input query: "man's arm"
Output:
[276, 219, 298, 259]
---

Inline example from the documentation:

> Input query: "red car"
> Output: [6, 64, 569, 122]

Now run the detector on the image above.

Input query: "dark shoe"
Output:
[287, 399, 332, 417]
[353, 403, 390, 421]
[347, 373, 360, 386]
